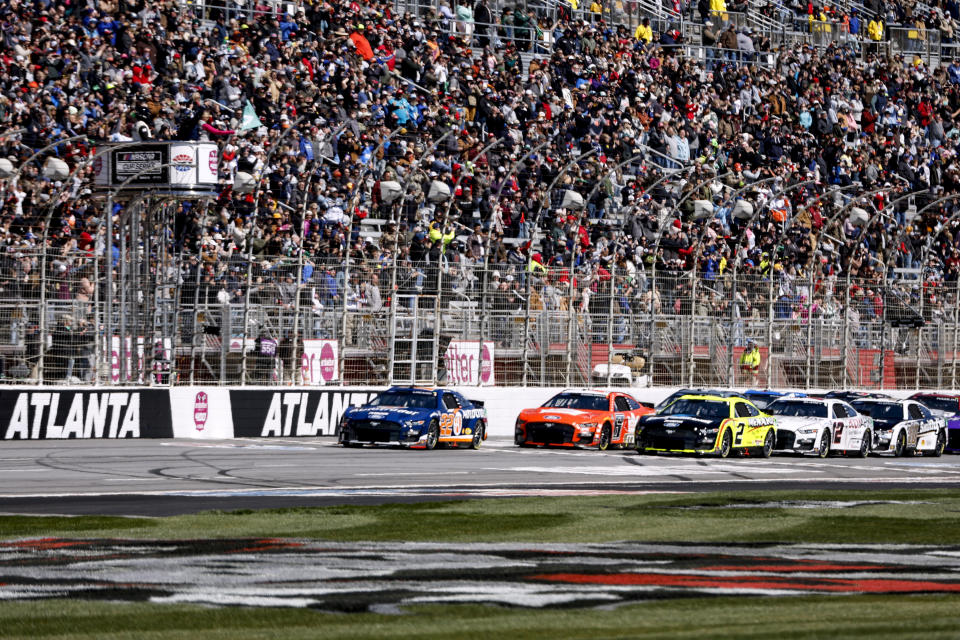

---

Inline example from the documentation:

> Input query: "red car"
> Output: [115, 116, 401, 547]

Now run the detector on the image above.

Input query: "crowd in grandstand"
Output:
[0, 0, 960, 380]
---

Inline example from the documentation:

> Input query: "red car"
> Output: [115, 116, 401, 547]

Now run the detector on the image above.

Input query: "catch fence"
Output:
[6, 244, 959, 390]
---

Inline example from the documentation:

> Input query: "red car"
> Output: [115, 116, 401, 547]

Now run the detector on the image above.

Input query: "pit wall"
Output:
[0, 387, 949, 440]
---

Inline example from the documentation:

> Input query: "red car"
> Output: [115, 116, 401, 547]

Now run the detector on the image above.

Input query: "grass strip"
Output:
[0, 595, 959, 639]
[1, 488, 960, 544]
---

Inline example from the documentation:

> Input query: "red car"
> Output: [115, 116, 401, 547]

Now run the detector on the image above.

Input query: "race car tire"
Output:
[757, 430, 774, 458]
[925, 430, 945, 457]
[855, 430, 871, 458]
[425, 420, 440, 451]
[342, 441, 363, 448]
[893, 430, 907, 457]
[598, 425, 611, 451]
[817, 431, 830, 458]
[717, 429, 733, 458]
[471, 422, 485, 450]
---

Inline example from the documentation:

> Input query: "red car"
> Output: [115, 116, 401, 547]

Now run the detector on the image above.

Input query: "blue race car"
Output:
[338, 387, 488, 449]
[742, 389, 807, 411]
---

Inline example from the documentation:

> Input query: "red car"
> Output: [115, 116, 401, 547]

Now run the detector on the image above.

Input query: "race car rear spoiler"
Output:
[469, 399, 485, 408]
[639, 401, 655, 410]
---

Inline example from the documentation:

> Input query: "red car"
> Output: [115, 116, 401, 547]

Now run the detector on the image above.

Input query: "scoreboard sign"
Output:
[111, 145, 168, 186]
[93, 142, 219, 191]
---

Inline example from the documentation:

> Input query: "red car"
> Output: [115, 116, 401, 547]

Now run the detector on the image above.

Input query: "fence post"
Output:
[387, 256, 399, 386]
[953, 281, 960, 390]
[805, 267, 815, 390]
[432, 257, 444, 385]
[915, 277, 924, 391]
[290, 244, 306, 385]
[606, 264, 616, 387]
[522, 260, 536, 387]
[843, 271, 852, 389]
[878, 271, 887, 390]
[766, 272, 774, 387]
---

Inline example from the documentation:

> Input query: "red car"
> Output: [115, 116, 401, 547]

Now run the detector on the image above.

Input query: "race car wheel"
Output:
[817, 431, 830, 458]
[926, 430, 946, 457]
[757, 430, 774, 458]
[471, 422, 485, 450]
[893, 430, 907, 457]
[342, 441, 363, 448]
[598, 425, 611, 451]
[717, 429, 733, 458]
[856, 430, 871, 458]
[425, 420, 439, 451]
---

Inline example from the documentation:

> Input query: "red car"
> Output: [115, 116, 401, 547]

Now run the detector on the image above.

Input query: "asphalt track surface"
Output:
[0, 437, 958, 516]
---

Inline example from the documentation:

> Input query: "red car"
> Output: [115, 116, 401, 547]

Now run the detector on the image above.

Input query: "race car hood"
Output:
[639, 414, 721, 432]
[344, 406, 432, 423]
[771, 416, 824, 433]
[519, 407, 601, 423]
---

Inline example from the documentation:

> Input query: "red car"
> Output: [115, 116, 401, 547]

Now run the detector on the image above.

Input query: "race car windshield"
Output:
[543, 394, 609, 411]
[368, 391, 436, 409]
[915, 397, 959, 414]
[767, 401, 828, 418]
[852, 402, 901, 423]
[659, 399, 728, 419]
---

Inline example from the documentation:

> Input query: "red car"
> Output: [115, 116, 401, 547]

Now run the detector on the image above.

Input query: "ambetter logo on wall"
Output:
[444, 341, 495, 386]
[302, 340, 339, 385]
[193, 392, 208, 431]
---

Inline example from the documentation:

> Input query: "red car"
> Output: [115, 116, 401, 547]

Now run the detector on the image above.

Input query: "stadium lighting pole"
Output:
[238, 115, 310, 386]
[816, 186, 924, 389]
[916, 202, 960, 389]
[723, 176, 813, 388]
[646, 170, 732, 385]
[287, 122, 365, 384]
[7, 134, 88, 187]
[478, 136, 557, 376]
[574, 151, 682, 387]
[380, 128, 456, 385]
[515, 148, 596, 387]
[393, 128, 457, 225]
[86, 160, 193, 384]
[906, 194, 960, 390]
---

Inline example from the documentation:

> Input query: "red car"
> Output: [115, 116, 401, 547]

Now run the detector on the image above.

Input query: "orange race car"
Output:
[515, 390, 654, 450]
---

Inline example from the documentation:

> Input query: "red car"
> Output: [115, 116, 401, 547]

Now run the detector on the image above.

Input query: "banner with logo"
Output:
[168, 388, 233, 439]
[111, 336, 145, 384]
[443, 341, 495, 386]
[0, 390, 172, 440]
[229, 389, 381, 437]
[301, 339, 339, 385]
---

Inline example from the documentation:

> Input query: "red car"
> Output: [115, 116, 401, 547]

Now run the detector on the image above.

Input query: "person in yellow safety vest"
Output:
[528, 251, 548, 276]
[634, 17, 653, 42]
[739, 340, 761, 384]
[568, 0, 578, 10]
[867, 16, 883, 55]
[710, 0, 726, 16]
[428, 219, 456, 249]
[589, 0, 602, 13]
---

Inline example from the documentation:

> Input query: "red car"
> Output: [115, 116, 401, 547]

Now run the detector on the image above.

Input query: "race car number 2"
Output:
[440, 412, 463, 436]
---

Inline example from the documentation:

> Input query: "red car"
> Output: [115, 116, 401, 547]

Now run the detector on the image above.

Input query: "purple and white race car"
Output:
[909, 393, 960, 454]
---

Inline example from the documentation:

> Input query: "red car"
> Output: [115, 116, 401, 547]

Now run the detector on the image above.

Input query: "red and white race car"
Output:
[515, 390, 653, 450]
[766, 396, 872, 457]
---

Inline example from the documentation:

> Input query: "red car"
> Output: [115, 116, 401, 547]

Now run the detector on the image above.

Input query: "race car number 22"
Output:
[440, 412, 463, 436]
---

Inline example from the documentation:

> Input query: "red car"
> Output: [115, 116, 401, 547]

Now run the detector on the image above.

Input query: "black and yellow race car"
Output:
[635, 394, 777, 457]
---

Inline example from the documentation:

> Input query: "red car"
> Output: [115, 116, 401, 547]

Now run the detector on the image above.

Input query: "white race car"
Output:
[850, 398, 946, 457]
[766, 397, 872, 457]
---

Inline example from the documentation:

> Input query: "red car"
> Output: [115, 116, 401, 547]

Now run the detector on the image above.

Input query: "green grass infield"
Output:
[2, 489, 960, 638]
